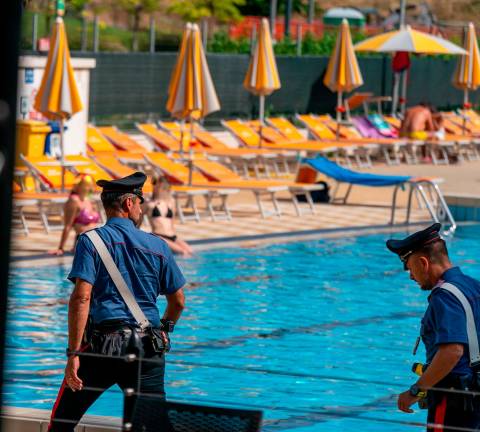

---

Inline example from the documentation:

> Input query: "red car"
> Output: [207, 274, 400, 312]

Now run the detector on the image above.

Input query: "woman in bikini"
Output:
[143, 176, 193, 256]
[49, 174, 101, 255]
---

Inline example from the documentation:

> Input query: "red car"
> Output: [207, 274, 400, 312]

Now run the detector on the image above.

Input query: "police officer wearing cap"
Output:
[49, 172, 186, 431]
[387, 223, 480, 431]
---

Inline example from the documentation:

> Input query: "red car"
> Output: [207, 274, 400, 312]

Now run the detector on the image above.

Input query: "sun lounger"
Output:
[87, 125, 117, 152]
[146, 152, 288, 218]
[158, 120, 290, 178]
[20, 155, 78, 191]
[64, 155, 113, 183]
[303, 156, 456, 231]
[192, 159, 326, 216]
[294, 114, 375, 167]
[97, 126, 147, 153]
[94, 152, 232, 222]
[136, 122, 263, 176]
[315, 114, 412, 165]
[13, 191, 70, 234]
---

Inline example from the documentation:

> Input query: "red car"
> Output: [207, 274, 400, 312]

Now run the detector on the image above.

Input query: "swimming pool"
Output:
[5, 225, 480, 431]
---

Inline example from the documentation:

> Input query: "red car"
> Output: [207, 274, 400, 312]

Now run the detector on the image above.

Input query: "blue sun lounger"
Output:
[303, 156, 456, 231]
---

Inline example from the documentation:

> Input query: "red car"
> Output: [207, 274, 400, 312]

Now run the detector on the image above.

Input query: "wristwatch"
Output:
[409, 383, 427, 399]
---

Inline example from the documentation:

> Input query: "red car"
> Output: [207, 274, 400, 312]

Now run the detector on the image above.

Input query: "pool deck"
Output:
[1, 406, 120, 431]
[12, 159, 480, 262]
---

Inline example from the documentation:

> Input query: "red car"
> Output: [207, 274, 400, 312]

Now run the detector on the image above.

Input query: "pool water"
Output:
[4, 225, 480, 431]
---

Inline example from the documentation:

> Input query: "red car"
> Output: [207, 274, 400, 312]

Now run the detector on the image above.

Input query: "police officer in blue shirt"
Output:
[387, 223, 480, 431]
[49, 172, 186, 431]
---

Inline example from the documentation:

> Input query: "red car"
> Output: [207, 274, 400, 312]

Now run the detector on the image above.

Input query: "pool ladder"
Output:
[391, 179, 457, 234]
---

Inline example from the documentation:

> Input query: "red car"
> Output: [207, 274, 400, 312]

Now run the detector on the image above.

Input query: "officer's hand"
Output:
[397, 390, 419, 413]
[160, 331, 171, 352]
[48, 249, 64, 256]
[65, 356, 83, 391]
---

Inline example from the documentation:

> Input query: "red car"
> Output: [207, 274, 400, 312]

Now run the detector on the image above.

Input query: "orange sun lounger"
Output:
[97, 126, 147, 153]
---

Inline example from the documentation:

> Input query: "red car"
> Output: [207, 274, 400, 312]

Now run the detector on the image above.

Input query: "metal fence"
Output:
[70, 51, 479, 123]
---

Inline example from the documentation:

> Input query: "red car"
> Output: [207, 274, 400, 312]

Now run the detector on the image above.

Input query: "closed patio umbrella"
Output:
[244, 17, 281, 147]
[34, 9, 83, 192]
[453, 22, 480, 133]
[166, 22, 220, 158]
[324, 19, 363, 139]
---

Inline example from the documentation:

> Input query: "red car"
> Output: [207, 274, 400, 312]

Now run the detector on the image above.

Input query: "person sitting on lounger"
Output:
[143, 176, 193, 256]
[49, 174, 101, 256]
[400, 103, 437, 140]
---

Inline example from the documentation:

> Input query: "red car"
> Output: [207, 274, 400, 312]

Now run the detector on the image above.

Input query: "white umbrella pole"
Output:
[188, 114, 193, 185]
[392, 72, 400, 116]
[336, 91, 342, 140]
[60, 118, 65, 192]
[259, 94, 265, 148]
[463, 88, 469, 135]
[180, 119, 185, 155]
[400, 69, 408, 115]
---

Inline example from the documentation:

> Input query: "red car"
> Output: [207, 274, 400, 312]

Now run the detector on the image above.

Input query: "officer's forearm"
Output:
[68, 279, 92, 352]
[417, 343, 464, 390]
[163, 288, 185, 323]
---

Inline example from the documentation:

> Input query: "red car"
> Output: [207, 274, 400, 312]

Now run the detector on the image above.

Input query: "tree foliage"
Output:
[168, 0, 246, 23]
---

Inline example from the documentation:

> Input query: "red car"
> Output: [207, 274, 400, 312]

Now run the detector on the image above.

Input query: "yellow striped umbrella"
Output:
[354, 26, 467, 55]
[324, 19, 363, 137]
[453, 23, 480, 105]
[244, 17, 280, 145]
[355, 26, 466, 115]
[34, 17, 83, 191]
[166, 23, 220, 124]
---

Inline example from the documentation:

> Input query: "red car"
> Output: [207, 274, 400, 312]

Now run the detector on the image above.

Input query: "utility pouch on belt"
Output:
[86, 230, 169, 356]
[437, 283, 480, 392]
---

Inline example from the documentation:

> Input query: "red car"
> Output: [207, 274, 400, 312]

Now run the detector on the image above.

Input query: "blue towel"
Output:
[304, 157, 411, 187]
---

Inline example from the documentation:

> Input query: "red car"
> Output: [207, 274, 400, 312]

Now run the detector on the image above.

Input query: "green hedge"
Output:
[208, 30, 372, 56]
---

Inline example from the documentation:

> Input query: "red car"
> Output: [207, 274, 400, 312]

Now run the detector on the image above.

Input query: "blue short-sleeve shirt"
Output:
[68, 217, 186, 327]
[421, 267, 480, 376]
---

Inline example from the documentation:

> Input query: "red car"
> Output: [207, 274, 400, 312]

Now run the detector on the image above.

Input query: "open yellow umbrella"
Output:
[324, 19, 363, 138]
[355, 25, 466, 115]
[34, 16, 83, 191]
[453, 23, 480, 109]
[166, 22, 220, 156]
[355, 26, 467, 55]
[244, 17, 281, 146]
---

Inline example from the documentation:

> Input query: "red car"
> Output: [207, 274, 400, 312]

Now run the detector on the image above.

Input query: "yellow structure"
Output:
[15, 120, 51, 165]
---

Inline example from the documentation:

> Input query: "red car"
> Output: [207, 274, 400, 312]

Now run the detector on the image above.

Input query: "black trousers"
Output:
[48, 347, 166, 431]
[427, 392, 480, 431]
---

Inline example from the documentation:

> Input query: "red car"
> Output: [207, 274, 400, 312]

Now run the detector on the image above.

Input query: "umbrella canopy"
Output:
[324, 19, 363, 93]
[166, 23, 220, 120]
[34, 17, 83, 120]
[244, 17, 281, 96]
[453, 22, 480, 92]
[323, 8, 366, 27]
[354, 26, 467, 55]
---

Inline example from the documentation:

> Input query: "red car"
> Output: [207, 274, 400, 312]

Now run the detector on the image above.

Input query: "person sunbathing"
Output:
[143, 176, 193, 256]
[49, 174, 101, 256]
[400, 104, 437, 140]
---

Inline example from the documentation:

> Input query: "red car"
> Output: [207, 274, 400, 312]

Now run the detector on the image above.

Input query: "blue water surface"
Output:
[4, 225, 480, 431]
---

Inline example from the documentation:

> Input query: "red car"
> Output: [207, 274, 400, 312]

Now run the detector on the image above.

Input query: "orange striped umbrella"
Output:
[34, 17, 83, 191]
[166, 23, 220, 120]
[324, 19, 363, 137]
[453, 23, 480, 105]
[243, 17, 281, 145]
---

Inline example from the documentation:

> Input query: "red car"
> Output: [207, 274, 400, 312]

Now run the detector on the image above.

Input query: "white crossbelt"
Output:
[440, 282, 480, 367]
[86, 230, 151, 331]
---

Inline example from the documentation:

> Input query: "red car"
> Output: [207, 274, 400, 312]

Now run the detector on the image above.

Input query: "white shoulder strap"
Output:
[440, 282, 480, 367]
[85, 230, 150, 331]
